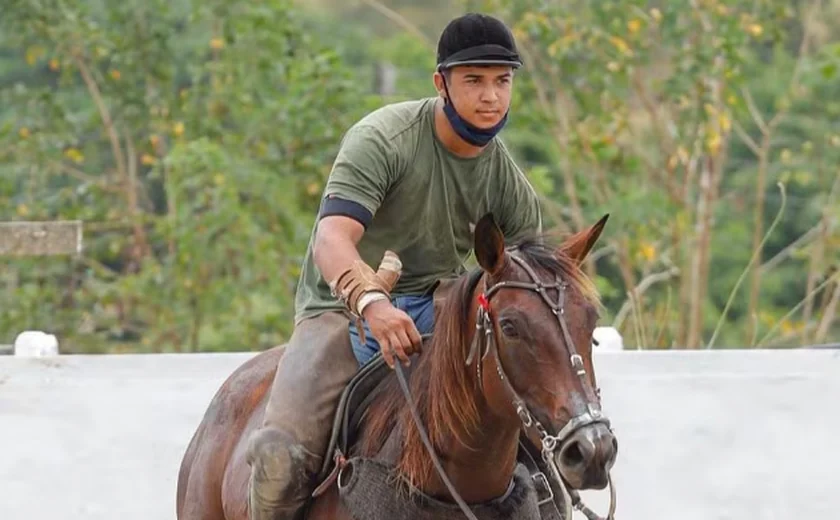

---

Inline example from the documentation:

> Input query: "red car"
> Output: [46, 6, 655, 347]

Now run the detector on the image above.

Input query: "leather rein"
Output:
[392, 251, 617, 520]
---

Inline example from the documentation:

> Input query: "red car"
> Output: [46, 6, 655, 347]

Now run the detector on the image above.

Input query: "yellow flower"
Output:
[609, 36, 632, 56]
[627, 19, 642, 34]
[109, 69, 121, 81]
[49, 58, 60, 71]
[705, 130, 722, 155]
[780, 149, 792, 164]
[25, 46, 45, 66]
[677, 146, 689, 164]
[747, 24, 763, 37]
[779, 319, 799, 336]
[16, 203, 29, 217]
[64, 147, 84, 164]
[650, 8, 663, 23]
[141, 154, 156, 166]
[718, 113, 731, 133]
[639, 243, 656, 262]
[172, 122, 185, 137]
[210, 38, 225, 50]
[19, 127, 30, 139]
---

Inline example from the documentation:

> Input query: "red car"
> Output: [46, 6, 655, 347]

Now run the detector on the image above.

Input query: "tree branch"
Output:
[740, 86, 768, 135]
[757, 271, 840, 347]
[732, 120, 761, 156]
[358, 0, 434, 50]
[613, 266, 680, 330]
[50, 161, 121, 194]
[124, 132, 150, 263]
[814, 279, 840, 343]
[710, 182, 788, 348]
[759, 222, 824, 275]
[71, 49, 128, 189]
[745, 3, 815, 339]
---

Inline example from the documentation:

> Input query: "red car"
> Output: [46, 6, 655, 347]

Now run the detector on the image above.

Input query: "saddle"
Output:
[316, 350, 392, 486]
[311, 349, 570, 519]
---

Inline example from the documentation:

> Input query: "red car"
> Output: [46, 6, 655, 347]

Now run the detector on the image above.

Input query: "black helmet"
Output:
[436, 13, 523, 71]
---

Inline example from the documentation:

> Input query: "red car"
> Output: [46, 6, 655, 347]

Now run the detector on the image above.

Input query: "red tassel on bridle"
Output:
[477, 292, 490, 311]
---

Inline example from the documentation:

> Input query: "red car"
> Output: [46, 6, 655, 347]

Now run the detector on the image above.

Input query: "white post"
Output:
[594, 326, 624, 351]
[14, 331, 60, 356]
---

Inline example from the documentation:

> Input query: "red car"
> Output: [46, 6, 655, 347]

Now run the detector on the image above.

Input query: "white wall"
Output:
[0, 349, 837, 520]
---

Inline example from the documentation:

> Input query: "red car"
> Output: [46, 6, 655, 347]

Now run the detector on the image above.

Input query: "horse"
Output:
[176, 212, 618, 520]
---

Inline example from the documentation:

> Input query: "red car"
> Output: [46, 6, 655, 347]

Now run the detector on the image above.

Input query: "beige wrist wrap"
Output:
[330, 250, 402, 316]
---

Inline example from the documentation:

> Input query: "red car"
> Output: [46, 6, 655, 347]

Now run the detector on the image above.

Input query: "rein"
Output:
[392, 253, 617, 520]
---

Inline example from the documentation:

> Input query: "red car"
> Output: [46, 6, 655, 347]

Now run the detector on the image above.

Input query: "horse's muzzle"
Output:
[555, 422, 617, 490]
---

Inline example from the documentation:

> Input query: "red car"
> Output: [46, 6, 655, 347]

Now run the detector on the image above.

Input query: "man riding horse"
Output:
[246, 13, 543, 520]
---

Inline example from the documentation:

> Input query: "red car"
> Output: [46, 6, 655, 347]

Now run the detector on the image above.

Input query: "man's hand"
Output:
[362, 299, 422, 368]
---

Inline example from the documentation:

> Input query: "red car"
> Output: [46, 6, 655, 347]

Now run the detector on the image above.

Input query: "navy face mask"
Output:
[441, 76, 509, 147]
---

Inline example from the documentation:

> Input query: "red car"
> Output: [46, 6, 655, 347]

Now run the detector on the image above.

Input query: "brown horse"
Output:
[177, 212, 618, 520]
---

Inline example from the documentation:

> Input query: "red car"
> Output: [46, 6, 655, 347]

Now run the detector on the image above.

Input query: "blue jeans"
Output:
[349, 294, 435, 367]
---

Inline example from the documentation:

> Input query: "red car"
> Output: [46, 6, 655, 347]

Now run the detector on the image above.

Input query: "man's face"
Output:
[435, 65, 514, 129]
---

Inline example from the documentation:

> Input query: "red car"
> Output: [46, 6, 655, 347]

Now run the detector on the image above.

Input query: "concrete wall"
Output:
[1, 349, 837, 520]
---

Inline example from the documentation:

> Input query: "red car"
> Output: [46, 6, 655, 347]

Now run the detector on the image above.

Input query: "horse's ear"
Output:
[559, 214, 609, 264]
[474, 213, 506, 275]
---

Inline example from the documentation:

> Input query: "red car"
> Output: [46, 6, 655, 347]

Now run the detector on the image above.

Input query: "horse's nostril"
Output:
[561, 440, 586, 467]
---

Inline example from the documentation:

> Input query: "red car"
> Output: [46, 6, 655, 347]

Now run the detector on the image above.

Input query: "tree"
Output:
[0, 0, 363, 352]
[460, 0, 839, 348]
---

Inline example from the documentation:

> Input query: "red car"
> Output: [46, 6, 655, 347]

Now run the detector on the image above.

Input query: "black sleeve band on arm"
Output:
[319, 196, 374, 229]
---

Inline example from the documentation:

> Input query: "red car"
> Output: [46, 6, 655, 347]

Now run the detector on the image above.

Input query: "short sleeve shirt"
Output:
[294, 98, 542, 323]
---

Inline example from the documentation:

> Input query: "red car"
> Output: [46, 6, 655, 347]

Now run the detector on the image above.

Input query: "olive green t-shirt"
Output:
[294, 97, 542, 324]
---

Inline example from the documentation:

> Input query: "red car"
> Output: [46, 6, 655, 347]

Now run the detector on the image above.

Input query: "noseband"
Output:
[391, 251, 617, 520]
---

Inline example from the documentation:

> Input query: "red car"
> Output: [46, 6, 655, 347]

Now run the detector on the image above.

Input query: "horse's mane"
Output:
[359, 235, 599, 490]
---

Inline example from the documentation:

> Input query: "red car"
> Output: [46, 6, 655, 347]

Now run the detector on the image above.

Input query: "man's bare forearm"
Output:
[312, 215, 366, 285]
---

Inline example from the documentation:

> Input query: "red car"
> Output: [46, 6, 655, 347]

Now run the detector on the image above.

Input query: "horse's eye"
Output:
[500, 320, 519, 338]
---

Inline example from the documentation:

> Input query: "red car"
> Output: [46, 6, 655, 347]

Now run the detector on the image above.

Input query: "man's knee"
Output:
[247, 427, 323, 502]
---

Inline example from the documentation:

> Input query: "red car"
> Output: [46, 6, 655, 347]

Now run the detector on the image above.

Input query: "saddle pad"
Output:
[337, 457, 542, 520]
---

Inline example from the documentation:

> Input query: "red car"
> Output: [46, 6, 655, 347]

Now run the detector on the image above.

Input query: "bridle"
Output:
[391, 250, 617, 520]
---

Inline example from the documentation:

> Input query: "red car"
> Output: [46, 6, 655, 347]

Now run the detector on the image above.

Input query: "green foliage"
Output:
[0, 0, 363, 352]
[455, 0, 840, 348]
[1, 0, 838, 352]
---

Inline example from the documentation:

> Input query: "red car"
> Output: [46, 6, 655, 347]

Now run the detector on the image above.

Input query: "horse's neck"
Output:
[383, 375, 521, 504]
[422, 301, 522, 503]
[431, 412, 521, 503]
